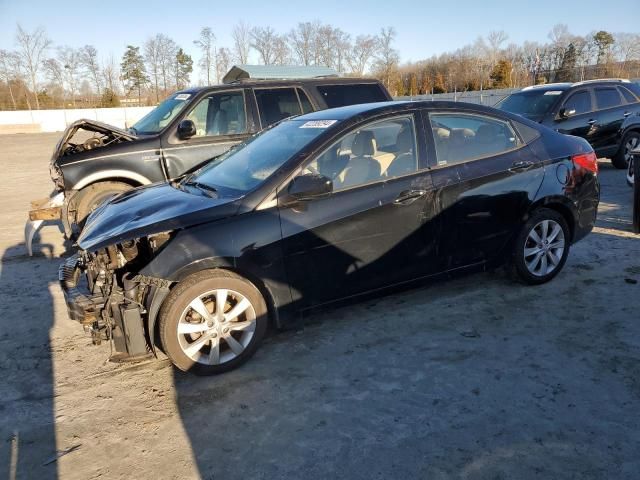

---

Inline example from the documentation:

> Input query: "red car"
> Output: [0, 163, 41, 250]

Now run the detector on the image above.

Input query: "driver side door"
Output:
[161, 90, 251, 178]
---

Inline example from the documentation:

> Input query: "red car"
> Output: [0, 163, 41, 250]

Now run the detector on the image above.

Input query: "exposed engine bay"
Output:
[54, 119, 137, 159]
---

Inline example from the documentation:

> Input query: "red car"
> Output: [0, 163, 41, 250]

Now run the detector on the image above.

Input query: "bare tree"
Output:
[57, 47, 82, 106]
[347, 34, 377, 75]
[80, 45, 102, 97]
[231, 22, 251, 65]
[144, 35, 162, 101]
[102, 55, 120, 94]
[158, 35, 178, 92]
[0, 49, 20, 109]
[487, 30, 508, 67]
[194, 27, 216, 85]
[251, 26, 279, 65]
[289, 21, 319, 66]
[614, 33, 640, 76]
[216, 47, 232, 83]
[373, 27, 400, 90]
[15, 24, 51, 109]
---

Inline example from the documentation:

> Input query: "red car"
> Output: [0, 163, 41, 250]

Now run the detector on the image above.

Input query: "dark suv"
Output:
[498, 79, 640, 169]
[26, 73, 390, 254]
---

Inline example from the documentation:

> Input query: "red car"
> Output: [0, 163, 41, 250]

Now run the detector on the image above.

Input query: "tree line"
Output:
[0, 22, 639, 110]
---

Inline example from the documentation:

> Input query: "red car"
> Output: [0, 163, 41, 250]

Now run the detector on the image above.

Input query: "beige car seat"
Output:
[338, 131, 382, 188]
[386, 128, 417, 177]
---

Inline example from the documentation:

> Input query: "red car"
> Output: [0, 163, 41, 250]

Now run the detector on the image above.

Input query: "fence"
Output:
[0, 106, 154, 134]
[395, 87, 518, 106]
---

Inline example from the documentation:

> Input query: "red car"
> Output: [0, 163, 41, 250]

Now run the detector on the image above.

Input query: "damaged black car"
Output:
[60, 101, 600, 375]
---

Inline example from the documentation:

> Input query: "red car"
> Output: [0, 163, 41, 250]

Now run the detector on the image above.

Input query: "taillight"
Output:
[572, 152, 598, 174]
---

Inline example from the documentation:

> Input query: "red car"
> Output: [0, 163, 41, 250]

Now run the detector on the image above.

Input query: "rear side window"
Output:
[316, 84, 388, 108]
[255, 88, 303, 128]
[595, 88, 622, 110]
[297, 88, 314, 113]
[619, 86, 638, 104]
[563, 91, 592, 115]
[429, 112, 521, 165]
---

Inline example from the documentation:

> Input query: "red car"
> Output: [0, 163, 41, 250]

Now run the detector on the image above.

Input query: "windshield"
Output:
[186, 118, 336, 194]
[498, 90, 565, 117]
[131, 93, 193, 134]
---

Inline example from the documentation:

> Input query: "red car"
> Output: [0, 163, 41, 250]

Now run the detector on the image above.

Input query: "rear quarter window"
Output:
[316, 84, 388, 108]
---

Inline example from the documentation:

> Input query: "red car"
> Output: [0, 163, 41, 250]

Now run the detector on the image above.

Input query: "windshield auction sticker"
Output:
[175, 93, 191, 101]
[544, 91, 563, 95]
[300, 120, 338, 128]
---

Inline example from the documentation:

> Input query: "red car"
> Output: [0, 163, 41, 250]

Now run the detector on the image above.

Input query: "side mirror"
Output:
[559, 108, 576, 119]
[177, 119, 197, 139]
[287, 173, 332, 201]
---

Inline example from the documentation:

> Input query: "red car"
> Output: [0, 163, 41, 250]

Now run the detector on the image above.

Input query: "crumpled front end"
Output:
[59, 234, 173, 361]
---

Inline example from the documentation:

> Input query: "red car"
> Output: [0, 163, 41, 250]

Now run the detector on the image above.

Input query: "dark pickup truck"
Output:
[26, 72, 391, 254]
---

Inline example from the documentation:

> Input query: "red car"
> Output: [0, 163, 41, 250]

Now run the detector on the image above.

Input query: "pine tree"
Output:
[489, 60, 512, 88]
[174, 48, 193, 90]
[121, 45, 148, 104]
[556, 43, 577, 82]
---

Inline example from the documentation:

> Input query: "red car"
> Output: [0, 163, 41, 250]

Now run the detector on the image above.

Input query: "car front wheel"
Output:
[159, 269, 268, 375]
[512, 208, 570, 285]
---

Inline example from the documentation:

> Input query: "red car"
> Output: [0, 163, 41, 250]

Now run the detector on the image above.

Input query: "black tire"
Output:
[612, 130, 640, 170]
[512, 208, 570, 285]
[159, 269, 268, 375]
[74, 181, 131, 228]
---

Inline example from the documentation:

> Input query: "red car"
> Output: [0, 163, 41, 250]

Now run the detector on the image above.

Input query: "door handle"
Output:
[624, 111, 632, 118]
[394, 189, 426, 205]
[587, 119, 597, 125]
[509, 160, 534, 172]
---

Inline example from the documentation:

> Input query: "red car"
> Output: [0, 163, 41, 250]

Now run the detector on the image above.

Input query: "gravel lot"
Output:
[1, 133, 639, 480]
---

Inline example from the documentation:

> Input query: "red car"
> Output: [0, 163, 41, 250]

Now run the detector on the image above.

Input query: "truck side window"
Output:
[185, 91, 247, 137]
[255, 88, 303, 128]
[316, 84, 388, 108]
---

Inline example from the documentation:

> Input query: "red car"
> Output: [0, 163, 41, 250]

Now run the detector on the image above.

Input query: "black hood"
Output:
[77, 182, 242, 251]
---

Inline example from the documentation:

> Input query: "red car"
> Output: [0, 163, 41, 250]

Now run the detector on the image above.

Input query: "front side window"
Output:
[429, 113, 521, 165]
[255, 88, 303, 128]
[184, 91, 246, 137]
[563, 90, 592, 115]
[301, 116, 418, 190]
[595, 87, 622, 110]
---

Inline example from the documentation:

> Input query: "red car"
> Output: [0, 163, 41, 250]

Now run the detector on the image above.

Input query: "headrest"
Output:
[433, 127, 450, 139]
[396, 128, 413, 153]
[476, 124, 498, 143]
[351, 130, 376, 156]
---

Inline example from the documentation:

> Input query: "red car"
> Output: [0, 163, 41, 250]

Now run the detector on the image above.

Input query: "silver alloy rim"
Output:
[524, 219, 565, 277]
[177, 289, 256, 365]
[628, 158, 635, 186]
[624, 136, 639, 162]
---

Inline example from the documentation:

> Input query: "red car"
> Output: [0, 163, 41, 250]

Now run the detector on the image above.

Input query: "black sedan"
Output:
[60, 101, 600, 375]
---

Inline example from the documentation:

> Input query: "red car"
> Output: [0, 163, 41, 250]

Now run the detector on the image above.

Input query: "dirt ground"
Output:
[1, 133, 639, 480]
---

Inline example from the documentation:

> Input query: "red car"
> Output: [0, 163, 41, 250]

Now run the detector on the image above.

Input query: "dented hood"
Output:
[52, 119, 137, 160]
[77, 182, 242, 251]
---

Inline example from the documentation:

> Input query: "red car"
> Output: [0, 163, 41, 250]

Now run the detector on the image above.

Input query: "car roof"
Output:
[296, 100, 514, 121]
[175, 77, 385, 95]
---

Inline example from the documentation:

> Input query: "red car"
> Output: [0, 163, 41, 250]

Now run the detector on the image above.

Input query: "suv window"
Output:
[563, 90, 592, 115]
[316, 84, 388, 108]
[255, 88, 303, 128]
[184, 91, 246, 137]
[619, 86, 638, 104]
[297, 88, 314, 113]
[595, 87, 622, 110]
[429, 113, 520, 165]
[301, 116, 418, 189]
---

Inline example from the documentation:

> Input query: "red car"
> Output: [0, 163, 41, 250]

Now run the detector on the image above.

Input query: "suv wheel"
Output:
[512, 208, 570, 285]
[612, 131, 640, 169]
[159, 270, 268, 375]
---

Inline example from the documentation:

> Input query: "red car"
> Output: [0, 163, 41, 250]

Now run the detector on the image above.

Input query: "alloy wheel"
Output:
[177, 289, 257, 365]
[624, 136, 639, 163]
[523, 219, 565, 277]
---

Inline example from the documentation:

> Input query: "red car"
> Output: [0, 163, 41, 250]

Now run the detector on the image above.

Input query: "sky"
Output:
[1, 0, 638, 76]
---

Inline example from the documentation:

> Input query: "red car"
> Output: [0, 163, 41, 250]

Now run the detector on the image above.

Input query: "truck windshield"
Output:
[497, 90, 564, 117]
[130, 93, 192, 135]
[185, 118, 335, 194]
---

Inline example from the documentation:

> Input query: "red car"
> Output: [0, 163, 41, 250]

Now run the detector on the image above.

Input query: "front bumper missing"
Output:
[59, 255, 152, 361]
[25, 192, 64, 256]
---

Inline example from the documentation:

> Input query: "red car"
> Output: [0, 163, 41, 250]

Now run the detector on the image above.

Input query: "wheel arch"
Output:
[527, 196, 577, 242]
[71, 170, 152, 191]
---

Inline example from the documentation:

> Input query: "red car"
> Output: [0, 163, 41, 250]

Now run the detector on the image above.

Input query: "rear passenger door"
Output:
[427, 110, 545, 268]
[590, 86, 627, 156]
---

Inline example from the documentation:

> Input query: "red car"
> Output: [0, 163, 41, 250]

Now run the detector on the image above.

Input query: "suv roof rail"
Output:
[521, 82, 572, 91]
[222, 65, 339, 84]
[572, 78, 631, 86]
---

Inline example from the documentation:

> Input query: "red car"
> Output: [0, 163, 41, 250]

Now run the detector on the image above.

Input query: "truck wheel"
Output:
[512, 208, 570, 285]
[74, 181, 131, 229]
[159, 269, 268, 375]
[612, 131, 640, 169]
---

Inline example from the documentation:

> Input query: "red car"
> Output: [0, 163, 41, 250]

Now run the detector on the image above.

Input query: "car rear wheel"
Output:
[512, 208, 570, 285]
[612, 131, 640, 170]
[159, 269, 268, 375]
